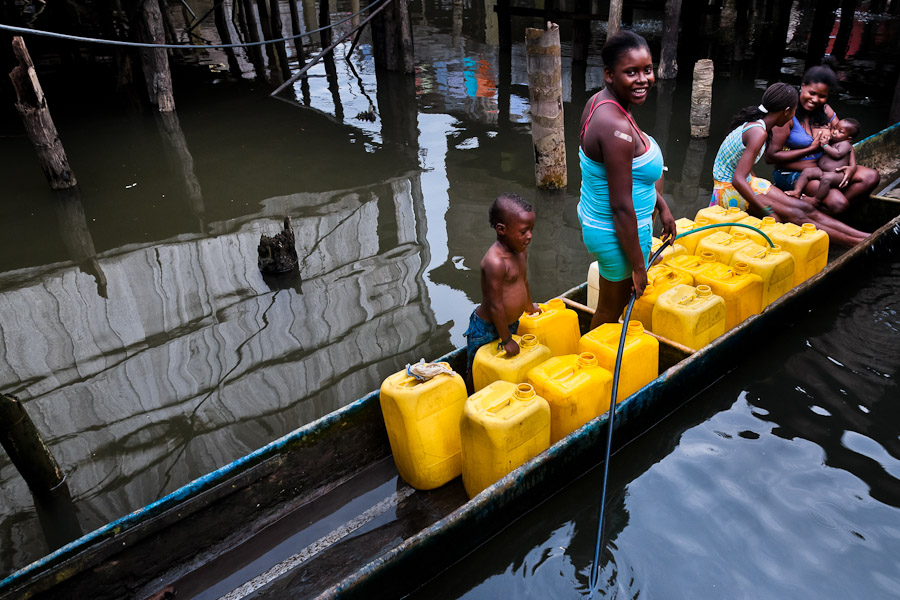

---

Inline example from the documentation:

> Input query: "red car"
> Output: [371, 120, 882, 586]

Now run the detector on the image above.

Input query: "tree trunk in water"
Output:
[136, 0, 175, 111]
[8, 36, 77, 190]
[607, 0, 623, 38]
[0, 394, 66, 493]
[690, 59, 714, 139]
[526, 24, 567, 189]
[658, 0, 682, 78]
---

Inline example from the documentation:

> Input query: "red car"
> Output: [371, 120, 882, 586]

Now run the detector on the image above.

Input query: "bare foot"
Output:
[785, 190, 802, 198]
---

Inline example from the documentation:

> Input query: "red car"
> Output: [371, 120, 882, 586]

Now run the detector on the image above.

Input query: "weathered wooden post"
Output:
[319, 0, 333, 47]
[239, 0, 268, 80]
[1, 394, 65, 493]
[136, 0, 176, 111]
[690, 59, 714, 138]
[658, 0, 682, 79]
[398, 0, 415, 74]
[832, 0, 857, 59]
[572, 0, 591, 63]
[214, 0, 243, 78]
[526, 23, 566, 189]
[608, 0, 624, 38]
[805, 0, 840, 71]
[8, 37, 77, 190]
[496, 0, 512, 49]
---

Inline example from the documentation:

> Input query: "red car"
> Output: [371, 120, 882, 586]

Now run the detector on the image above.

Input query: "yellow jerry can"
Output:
[631, 265, 694, 331]
[695, 230, 762, 265]
[669, 251, 724, 282]
[771, 222, 829, 285]
[472, 333, 552, 392]
[526, 352, 613, 443]
[731, 243, 795, 308]
[695, 205, 749, 227]
[517, 298, 581, 357]
[379, 363, 468, 490]
[675, 216, 717, 255]
[651, 236, 688, 265]
[460, 381, 551, 498]
[733, 215, 783, 248]
[652, 284, 726, 350]
[695, 261, 764, 330]
[578, 320, 659, 404]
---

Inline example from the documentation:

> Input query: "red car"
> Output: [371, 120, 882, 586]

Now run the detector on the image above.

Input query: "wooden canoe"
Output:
[3, 122, 900, 600]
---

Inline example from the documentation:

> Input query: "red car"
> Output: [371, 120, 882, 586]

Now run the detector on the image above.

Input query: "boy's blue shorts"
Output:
[463, 310, 519, 376]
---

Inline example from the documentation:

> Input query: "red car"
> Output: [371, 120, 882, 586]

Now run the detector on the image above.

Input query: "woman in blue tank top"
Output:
[578, 31, 676, 329]
[766, 62, 880, 214]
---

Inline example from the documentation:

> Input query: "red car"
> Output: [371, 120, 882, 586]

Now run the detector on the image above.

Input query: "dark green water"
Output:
[1, 0, 898, 584]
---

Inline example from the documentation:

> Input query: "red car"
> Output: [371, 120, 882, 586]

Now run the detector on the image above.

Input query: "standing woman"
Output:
[766, 63, 880, 214]
[578, 31, 676, 328]
[710, 82, 868, 246]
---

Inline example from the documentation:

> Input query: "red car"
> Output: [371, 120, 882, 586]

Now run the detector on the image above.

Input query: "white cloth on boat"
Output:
[406, 359, 456, 382]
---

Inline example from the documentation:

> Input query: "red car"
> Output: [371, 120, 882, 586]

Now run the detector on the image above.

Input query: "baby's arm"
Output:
[821, 140, 852, 161]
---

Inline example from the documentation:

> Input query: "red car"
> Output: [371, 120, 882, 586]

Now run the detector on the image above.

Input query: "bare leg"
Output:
[842, 165, 881, 203]
[591, 277, 633, 330]
[766, 187, 870, 247]
[820, 186, 849, 215]
[788, 167, 822, 198]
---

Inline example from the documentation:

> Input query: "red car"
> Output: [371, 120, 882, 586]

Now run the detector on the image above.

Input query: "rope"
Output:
[406, 359, 456, 382]
[0, 0, 390, 50]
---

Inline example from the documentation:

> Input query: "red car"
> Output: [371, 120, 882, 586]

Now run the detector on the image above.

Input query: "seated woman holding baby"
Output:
[765, 62, 880, 215]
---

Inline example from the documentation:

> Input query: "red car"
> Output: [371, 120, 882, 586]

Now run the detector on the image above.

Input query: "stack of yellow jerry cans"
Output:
[379, 298, 661, 500]
[378, 211, 829, 503]
[608, 209, 827, 350]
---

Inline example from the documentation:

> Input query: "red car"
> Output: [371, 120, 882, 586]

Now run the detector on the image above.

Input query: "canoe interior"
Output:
[4, 131, 900, 600]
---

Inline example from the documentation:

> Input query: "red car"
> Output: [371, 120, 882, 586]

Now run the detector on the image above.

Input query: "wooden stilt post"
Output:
[734, 0, 750, 61]
[382, 0, 399, 71]
[831, 0, 857, 60]
[1, 394, 65, 493]
[319, 0, 333, 48]
[215, 0, 244, 77]
[137, 0, 176, 111]
[658, 0, 682, 79]
[805, 0, 840, 72]
[690, 59, 714, 139]
[452, 0, 463, 39]
[496, 0, 511, 49]
[607, 0, 623, 39]
[526, 23, 567, 189]
[287, 0, 310, 99]
[240, 0, 268, 80]
[8, 37, 77, 190]
[255, 0, 280, 74]
[266, 0, 292, 81]
[398, 0, 415, 74]
[572, 0, 590, 63]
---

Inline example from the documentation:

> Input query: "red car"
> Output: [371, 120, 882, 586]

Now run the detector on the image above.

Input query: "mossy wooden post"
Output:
[526, 23, 567, 189]
[608, 0, 624, 38]
[658, 0, 682, 79]
[8, 37, 77, 190]
[1, 394, 65, 493]
[137, 0, 175, 111]
[690, 59, 714, 138]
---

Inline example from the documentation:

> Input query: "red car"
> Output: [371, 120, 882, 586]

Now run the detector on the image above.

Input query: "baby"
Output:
[786, 117, 860, 203]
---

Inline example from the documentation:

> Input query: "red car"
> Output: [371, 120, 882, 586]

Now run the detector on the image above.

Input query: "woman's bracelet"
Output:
[762, 205, 774, 215]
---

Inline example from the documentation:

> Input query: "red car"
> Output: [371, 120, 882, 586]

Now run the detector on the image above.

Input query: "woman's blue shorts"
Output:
[772, 169, 801, 191]
[580, 218, 652, 283]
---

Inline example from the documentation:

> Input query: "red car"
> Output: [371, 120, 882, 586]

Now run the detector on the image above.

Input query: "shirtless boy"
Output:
[786, 118, 860, 204]
[464, 193, 540, 387]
